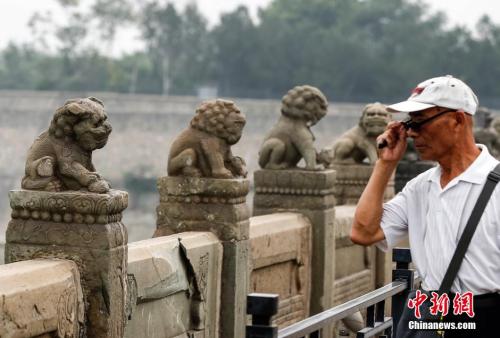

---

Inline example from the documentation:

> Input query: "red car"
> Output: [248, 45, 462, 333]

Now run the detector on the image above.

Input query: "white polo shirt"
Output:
[378, 145, 500, 294]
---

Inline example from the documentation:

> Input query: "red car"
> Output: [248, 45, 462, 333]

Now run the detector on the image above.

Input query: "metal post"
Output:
[246, 293, 279, 338]
[391, 248, 414, 337]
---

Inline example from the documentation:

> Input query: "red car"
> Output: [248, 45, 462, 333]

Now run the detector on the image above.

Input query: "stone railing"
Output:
[0, 164, 392, 338]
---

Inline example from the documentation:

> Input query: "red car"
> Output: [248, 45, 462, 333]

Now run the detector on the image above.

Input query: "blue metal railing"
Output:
[247, 248, 416, 338]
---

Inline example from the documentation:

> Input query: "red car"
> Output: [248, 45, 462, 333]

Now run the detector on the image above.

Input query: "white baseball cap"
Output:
[387, 75, 479, 115]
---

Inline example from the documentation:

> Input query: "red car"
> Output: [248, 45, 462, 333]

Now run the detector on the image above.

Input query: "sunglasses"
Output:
[401, 109, 457, 132]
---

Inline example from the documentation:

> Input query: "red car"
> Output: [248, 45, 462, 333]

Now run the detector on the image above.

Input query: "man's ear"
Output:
[455, 110, 474, 130]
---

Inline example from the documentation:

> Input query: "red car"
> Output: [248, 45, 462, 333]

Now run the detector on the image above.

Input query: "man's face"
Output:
[407, 107, 457, 161]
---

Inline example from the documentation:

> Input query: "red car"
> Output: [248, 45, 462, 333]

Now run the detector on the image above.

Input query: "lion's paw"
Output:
[212, 168, 233, 179]
[88, 180, 110, 193]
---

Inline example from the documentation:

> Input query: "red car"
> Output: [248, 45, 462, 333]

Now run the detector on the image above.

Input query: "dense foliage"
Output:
[2, 0, 500, 106]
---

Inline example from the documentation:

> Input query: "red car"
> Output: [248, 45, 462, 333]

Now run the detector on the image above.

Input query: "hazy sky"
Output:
[1, 0, 499, 56]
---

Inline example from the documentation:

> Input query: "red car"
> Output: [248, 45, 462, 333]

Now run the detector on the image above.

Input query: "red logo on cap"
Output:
[412, 87, 425, 95]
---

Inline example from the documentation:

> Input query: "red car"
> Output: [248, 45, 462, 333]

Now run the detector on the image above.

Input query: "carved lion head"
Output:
[359, 102, 391, 137]
[191, 99, 246, 145]
[49, 97, 112, 151]
[281, 85, 328, 126]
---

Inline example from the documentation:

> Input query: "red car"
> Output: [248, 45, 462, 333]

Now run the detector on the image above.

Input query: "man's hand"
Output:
[376, 121, 408, 163]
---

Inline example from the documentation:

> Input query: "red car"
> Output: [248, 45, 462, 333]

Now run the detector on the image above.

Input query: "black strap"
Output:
[438, 163, 500, 294]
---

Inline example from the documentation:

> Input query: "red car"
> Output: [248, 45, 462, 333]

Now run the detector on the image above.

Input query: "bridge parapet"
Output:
[0, 259, 84, 337]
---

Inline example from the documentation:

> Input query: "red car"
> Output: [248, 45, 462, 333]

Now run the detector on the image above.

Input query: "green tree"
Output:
[141, 2, 183, 94]
[210, 6, 259, 97]
[4, 0, 500, 105]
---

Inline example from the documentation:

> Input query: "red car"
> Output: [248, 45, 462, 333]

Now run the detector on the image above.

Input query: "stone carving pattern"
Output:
[258, 85, 328, 170]
[10, 190, 128, 224]
[57, 282, 84, 338]
[168, 99, 247, 178]
[254, 170, 335, 196]
[197, 253, 209, 301]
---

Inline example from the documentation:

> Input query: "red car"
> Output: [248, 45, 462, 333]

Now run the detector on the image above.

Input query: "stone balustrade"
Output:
[0, 88, 396, 337]
[1, 203, 391, 337]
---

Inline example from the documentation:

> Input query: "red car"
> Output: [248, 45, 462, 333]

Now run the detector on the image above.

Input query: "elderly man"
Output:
[351, 75, 500, 337]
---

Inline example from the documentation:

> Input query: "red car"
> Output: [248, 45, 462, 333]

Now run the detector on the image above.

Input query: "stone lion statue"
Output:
[22, 97, 112, 193]
[168, 99, 247, 178]
[475, 115, 500, 159]
[258, 85, 328, 170]
[328, 102, 391, 164]
[492, 117, 500, 157]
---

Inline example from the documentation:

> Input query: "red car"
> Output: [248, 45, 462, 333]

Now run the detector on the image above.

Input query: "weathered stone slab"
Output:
[334, 205, 391, 288]
[333, 269, 374, 305]
[0, 259, 84, 338]
[249, 213, 311, 328]
[5, 189, 128, 338]
[156, 203, 249, 241]
[219, 239, 250, 338]
[329, 164, 394, 205]
[125, 232, 222, 338]
[158, 176, 249, 200]
[254, 169, 336, 196]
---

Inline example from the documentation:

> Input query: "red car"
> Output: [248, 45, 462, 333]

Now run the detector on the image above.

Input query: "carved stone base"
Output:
[155, 176, 249, 240]
[253, 169, 335, 331]
[5, 189, 128, 338]
[329, 164, 395, 205]
[155, 176, 250, 338]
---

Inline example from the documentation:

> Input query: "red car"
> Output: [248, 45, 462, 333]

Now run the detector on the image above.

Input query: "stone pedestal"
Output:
[5, 189, 128, 338]
[155, 176, 250, 338]
[253, 169, 336, 321]
[330, 164, 395, 205]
